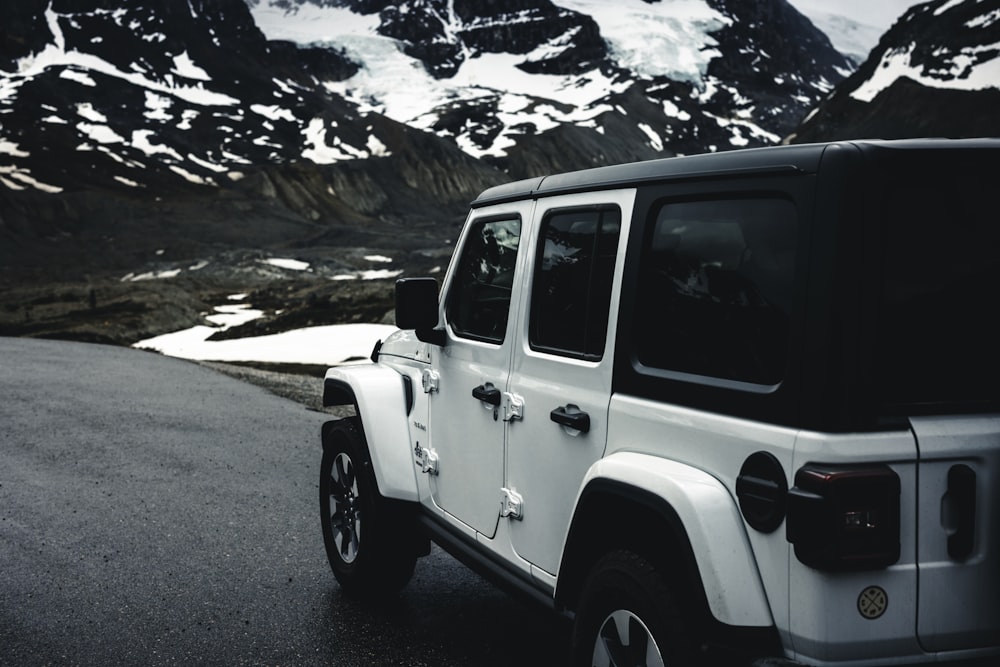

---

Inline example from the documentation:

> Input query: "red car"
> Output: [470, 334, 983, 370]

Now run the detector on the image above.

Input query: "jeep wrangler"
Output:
[319, 139, 1000, 666]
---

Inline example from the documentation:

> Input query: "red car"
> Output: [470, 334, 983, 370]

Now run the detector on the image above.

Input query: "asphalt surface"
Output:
[0, 338, 567, 666]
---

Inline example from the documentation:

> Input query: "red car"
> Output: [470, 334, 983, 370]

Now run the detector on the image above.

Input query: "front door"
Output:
[505, 191, 632, 573]
[427, 204, 532, 538]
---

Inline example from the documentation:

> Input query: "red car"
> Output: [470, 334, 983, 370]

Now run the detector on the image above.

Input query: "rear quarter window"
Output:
[634, 197, 797, 386]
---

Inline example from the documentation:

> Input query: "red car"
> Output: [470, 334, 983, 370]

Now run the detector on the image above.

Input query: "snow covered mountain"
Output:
[247, 0, 854, 177]
[0, 0, 855, 281]
[0, 0, 503, 281]
[1, 0, 995, 286]
[789, 0, 1000, 144]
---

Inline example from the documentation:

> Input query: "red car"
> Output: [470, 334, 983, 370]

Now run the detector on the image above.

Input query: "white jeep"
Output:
[319, 139, 1000, 666]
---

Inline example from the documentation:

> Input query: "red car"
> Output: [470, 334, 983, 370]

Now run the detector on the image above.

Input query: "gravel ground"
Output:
[197, 360, 354, 418]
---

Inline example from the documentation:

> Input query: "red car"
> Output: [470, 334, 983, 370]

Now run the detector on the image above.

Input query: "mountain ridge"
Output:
[2, 0, 998, 293]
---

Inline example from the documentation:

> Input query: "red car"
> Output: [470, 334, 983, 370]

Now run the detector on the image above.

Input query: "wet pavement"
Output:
[0, 338, 567, 666]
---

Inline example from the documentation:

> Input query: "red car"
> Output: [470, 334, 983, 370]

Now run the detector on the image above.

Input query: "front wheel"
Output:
[571, 550, 696, 667]
[319, 417, 419, 598]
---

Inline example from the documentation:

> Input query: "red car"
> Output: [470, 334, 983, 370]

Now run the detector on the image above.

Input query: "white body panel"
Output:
[324, 362, 420, 501]
[606, 394, 795, 628]
[580, 452, 773, 626]
[787, 429, 920, 663]
[912, 415, 1000, 653]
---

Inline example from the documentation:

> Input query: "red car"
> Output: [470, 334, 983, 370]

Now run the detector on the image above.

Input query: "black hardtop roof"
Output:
[471, 138, 1000, 208]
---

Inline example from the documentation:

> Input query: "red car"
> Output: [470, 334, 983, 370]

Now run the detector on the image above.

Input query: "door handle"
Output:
[472, 383, 502, 406]
[550, 404, 590, 433]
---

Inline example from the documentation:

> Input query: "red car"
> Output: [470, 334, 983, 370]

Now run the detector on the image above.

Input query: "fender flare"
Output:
[562, 451, 773, 628]
[323, 364, 418, 502]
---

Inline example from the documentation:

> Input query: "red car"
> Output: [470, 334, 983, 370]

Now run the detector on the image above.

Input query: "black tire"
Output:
[319, 417, 419, 598]
[571, 550, 696, 667]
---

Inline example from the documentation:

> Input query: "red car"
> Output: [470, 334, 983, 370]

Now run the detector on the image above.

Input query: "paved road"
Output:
[0, 338, 567, 666]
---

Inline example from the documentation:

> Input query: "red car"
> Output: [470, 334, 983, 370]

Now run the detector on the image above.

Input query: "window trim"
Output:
[527, 204, 622, 362]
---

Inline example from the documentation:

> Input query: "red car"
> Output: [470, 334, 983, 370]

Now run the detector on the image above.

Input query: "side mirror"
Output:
[395, 278, 446, 346]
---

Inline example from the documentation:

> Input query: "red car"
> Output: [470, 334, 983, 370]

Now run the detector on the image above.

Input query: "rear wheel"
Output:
[319, 417, 419, 597]
[572, 550, 695, 667]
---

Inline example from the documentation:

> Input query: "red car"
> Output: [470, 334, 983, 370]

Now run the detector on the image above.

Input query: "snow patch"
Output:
[122, 268, 183, 282]
[249, 3, 380, 45]
[134, 314, 396, 366]
[261, 258, 311, 271]
[76, 102, 107, 123]
[851, 42, 1000, 102]
[302, 117, 360, 164]
[250, 103, 298, 123]
[60, 69, 97, 86]
[551, 0, 729, 82]
[0, 167, 64, 193]
[0, 139, 29, 157]
[78, 122, 124, 144]
[637, 123, 664, 152]
[132, 130, 184, 160]
[171, 51, 211, 81]
[144, 91, 173, 121]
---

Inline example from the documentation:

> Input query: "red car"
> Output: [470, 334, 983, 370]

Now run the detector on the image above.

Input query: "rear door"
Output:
[504, 190, 632, 574]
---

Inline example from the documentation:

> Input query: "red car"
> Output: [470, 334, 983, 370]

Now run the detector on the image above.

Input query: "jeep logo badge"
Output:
[858, 586, 888, 620]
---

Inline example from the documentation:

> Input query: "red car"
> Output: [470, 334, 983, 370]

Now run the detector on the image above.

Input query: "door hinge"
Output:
[421, 369, 440, 393]
[414, 443, 439, 475]
[501, 487, 524, 520]
[502, 392, 524, 422]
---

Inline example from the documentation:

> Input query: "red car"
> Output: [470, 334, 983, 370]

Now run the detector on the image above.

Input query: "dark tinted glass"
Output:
[530, 208, 621, 359]
[446, 217, 521, 343]
[636, 198, 797, 385]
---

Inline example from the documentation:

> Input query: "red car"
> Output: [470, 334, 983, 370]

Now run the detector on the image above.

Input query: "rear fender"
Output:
[574, 452, 773, 627]
[323, 365, 418, 501]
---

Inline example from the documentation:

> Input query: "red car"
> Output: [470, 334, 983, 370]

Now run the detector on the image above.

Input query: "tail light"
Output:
[786, 464, 900, 571]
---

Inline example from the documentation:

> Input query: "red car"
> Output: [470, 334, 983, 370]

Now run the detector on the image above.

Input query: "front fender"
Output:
[578, 452, 773, 628]
[324, 364, 418, 502]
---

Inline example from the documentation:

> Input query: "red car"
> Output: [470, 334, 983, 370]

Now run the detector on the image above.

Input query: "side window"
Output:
[530, 207, 621, 360]
[636, 198, 796, 385]
[446, 216, 521, 344]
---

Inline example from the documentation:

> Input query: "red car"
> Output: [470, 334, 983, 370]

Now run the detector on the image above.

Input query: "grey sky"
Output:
[787, 0, 924, 30]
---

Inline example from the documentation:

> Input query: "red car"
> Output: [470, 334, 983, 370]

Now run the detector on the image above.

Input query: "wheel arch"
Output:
[323, 364, 418, 501]
[556, 453, 775, 632]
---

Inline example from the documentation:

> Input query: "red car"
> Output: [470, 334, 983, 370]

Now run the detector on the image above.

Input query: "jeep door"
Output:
[426, 204, 532, 538]
[504, 190, 632, 574]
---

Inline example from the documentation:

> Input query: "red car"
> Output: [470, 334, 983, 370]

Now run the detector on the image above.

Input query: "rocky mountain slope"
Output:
[0, 0, 501, 288]
[788, 0, 1000, 143]
[2, 0, 853, 284]
[250, 0, 854, 171]
[1, 0, 997, 347]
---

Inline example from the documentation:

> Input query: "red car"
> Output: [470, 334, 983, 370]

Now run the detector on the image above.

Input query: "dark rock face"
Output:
[0, 1, 53, 69]
[788, 0, 1000, 143]
[707, 0, 855, 137]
